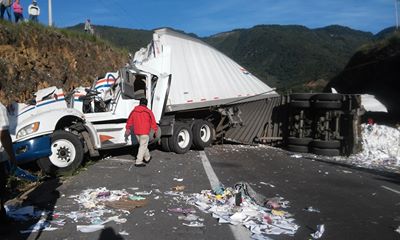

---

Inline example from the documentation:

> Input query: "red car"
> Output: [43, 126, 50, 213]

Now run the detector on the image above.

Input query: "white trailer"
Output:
[9, 28, 277, 175]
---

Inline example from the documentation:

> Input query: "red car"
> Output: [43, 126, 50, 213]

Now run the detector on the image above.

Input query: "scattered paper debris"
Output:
[173, 178, 184, 182]
[182, 183, 299, 237]
[119, 230, 129, 236]
[303, 206, 320, 213]
[311, 224, 325, 239]
[291, 154, 302, 158]
[260, 182, 275, 188]
[182, 221, 204, 227]
[172, 185, 185, 191]
[77, 224, 105, 233]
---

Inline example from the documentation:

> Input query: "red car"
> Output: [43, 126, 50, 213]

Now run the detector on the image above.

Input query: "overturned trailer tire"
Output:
[37, 130, 84, 176]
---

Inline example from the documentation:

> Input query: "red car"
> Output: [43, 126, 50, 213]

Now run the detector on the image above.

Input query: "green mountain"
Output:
[204, 25, 373, 91]
[67, 24, 373, 92]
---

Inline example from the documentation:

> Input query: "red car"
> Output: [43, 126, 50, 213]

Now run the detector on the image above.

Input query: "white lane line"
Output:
[107, 158, 134, 163]
[199, 151, 251, 240]
[381, 185, 400, 195]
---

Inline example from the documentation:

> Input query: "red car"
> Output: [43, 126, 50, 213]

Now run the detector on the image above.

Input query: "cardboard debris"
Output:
[105, 198, 148, 210]
[172, 185, 185, 191]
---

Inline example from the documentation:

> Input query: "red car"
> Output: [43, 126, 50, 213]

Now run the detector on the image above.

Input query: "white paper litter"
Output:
[77, 224, 105, 233]
[173, 178, 184, 182]
[311, 224, 325, 239]
[184, 187, 299, 237]
[344, 124, 400, 170]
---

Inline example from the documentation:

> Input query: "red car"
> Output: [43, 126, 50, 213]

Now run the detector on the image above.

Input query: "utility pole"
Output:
[395, 0, 399, 30]
[48, 0, 53, 26]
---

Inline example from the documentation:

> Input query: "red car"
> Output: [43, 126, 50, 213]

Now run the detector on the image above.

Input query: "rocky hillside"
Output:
[0, 21, 127, 105]
[326, 32, 400, 119]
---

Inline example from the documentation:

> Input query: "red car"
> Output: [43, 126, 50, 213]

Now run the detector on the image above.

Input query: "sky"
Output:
[27, 0, 398, 36]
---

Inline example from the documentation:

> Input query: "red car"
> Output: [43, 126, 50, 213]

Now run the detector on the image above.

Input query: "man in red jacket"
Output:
[125, 98, 158, 167]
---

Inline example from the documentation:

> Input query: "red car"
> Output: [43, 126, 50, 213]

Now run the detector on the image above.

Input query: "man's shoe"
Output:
[143, 156, 152, 164]
[135, 163, 146, 167]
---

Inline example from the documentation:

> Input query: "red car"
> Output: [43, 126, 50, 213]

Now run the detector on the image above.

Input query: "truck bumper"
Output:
[13, 135, 52, 164]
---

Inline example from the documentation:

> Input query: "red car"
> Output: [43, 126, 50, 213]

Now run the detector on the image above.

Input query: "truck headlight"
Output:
[17, 122, 40, 139]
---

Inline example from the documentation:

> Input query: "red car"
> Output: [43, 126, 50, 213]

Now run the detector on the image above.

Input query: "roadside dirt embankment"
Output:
[0, 22, 127, 104]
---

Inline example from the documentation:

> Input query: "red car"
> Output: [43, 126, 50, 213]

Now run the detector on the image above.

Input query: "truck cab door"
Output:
[151, 74, 171, 123]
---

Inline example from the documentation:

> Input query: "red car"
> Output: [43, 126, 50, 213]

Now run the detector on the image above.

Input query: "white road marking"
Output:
[199, 151, 251, 240]
[107, 157, 134, 163]
[381, 185, 400, 195]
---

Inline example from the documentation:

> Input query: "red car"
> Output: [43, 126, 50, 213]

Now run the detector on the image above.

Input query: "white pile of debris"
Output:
[337, 124, 400, 171]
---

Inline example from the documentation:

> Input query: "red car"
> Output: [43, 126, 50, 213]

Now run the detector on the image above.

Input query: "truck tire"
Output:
[311, 147, 340, 156]
[161, 137, 171, 152]
[310, 140, 341, 149]
[289, 93, 314, 109]
[287, 137, 312, 146]
[290, 101, 310, 108]
[286, 144, 309, 153]
[169, 124, 193, 154]
[312, 93, 343, 101]
[192, 120, 214, 150]
[37, 130, 84, 176]
[312, 93, 342, 109]
[290, 93, 315, 101]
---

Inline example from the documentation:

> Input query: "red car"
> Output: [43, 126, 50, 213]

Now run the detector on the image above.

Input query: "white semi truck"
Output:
[8, 28, 278, 175]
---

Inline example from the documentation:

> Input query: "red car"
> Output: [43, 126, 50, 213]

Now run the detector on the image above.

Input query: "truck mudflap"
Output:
[13, 135, 52, 164]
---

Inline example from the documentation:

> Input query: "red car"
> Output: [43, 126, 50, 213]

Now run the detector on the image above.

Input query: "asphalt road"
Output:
[2, 144, 400, 240]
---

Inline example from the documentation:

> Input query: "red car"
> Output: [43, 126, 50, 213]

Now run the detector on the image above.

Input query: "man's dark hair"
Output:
[139, 98, 148, 106]
[0, 82, 2, 91]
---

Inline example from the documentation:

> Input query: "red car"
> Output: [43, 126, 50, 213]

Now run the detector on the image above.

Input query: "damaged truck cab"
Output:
[9, 65, 167, 176]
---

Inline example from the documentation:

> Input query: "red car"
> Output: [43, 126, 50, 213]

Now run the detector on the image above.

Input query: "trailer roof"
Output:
[136, 28, 278, 112]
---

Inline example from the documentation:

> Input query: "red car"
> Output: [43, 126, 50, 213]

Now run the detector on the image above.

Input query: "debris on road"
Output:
[259, 182, 275, 188]
[172, 185, 185, 191]
[335, 124, 400, 171]
[182, 221, 204, 227]
[173, 178, 184, 182]
[20, 218, 58, 234]
[76, 224, 105, 233]
[291, 154, 302, 159]
[303, 206, 320, 213]
[311, 224, 325, 239]
[182, 182, 299, 238]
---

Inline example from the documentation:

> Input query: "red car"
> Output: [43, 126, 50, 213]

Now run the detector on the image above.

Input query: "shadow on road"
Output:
[98, 227, 124, 240]
[2, 177, 62, 240]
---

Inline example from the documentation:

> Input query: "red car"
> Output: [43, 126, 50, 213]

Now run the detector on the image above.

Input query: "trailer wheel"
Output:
[37, 130, 84, 176]
[289, 93, 314, 109]
[169, 124, 193, 154]
[192, 120, 214, 150]
[310, 140, 341, 149]
[311, 147, 340, 156]
[286, 144, 309, 153]
[161, 137, 171, 152]
[287, 137, 312, 146]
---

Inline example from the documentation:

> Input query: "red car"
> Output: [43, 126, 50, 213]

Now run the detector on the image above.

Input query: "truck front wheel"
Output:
[38, 130, 84, 176]
[169, 124, 193, 154]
